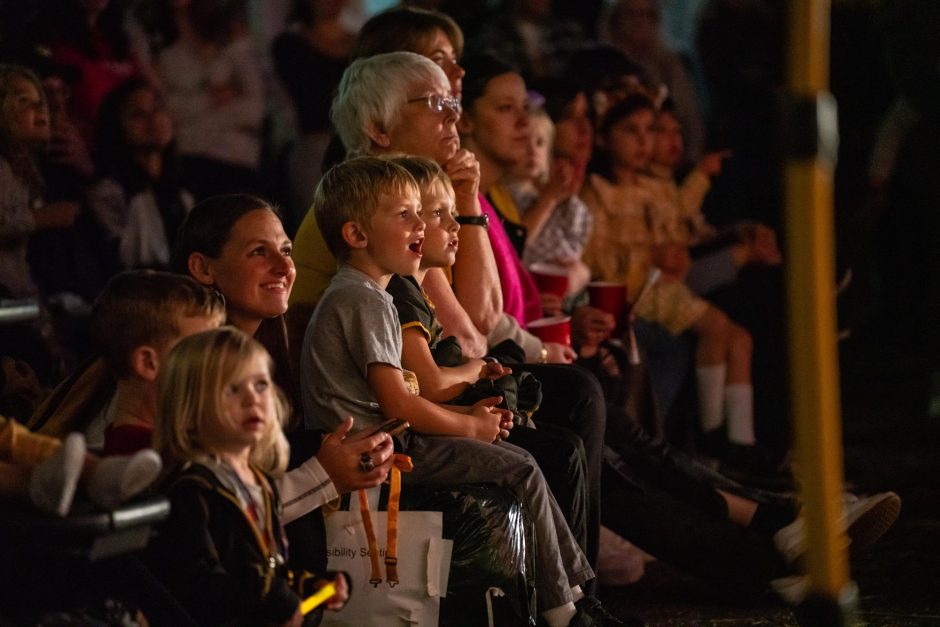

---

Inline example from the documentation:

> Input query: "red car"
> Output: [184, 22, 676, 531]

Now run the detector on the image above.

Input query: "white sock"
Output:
[696, 364, 727, 432]
[725, 383, 756, 445]
[87, 449, 162, 510]
[542, 602, 577, 627]
[29, 433, 86, 517]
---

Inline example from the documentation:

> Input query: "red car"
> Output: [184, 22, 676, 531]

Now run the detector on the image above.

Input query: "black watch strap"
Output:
[456, 214, 489, 229]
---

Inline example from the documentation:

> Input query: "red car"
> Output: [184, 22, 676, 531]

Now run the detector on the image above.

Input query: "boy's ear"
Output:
[366, 121, 392, 149]
[341, 220, 368, 250]
[129, 345, 160, 383]
[187, 253, 214, 286]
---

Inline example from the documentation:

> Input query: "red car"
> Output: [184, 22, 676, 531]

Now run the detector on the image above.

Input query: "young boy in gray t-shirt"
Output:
[300, 157, 598, 625]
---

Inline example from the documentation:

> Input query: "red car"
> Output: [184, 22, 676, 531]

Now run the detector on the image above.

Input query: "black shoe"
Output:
[569, 596, 643, 626]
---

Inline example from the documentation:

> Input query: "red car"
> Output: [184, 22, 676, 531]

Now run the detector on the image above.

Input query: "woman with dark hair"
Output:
[173, 192, 396, 538]
[87, 78, 189, 270]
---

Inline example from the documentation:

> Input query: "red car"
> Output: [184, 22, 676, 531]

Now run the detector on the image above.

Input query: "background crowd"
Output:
[1, 0, 932, 625]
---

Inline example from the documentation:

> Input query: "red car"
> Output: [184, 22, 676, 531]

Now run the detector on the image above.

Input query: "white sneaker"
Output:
[842, 491, 901, 550]
[773, 491, 902, 567]
[87, 449, 162, 510]
[29, 432, 86, 517]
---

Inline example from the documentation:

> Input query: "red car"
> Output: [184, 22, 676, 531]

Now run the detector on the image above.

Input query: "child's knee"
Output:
[729, 324, 753, 354]
[697, 306, 732, 340]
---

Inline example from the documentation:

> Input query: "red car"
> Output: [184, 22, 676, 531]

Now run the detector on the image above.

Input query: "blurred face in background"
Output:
[514, 112, 552, 183]
[414, 28, 465, 102]
[121, 86, 173, 151]
[4, 75, 50, 147]
[553, 92, 593, 164]
[611, 0, 660, 56]
[604, 107, 656, 173]
[460, 72, 530, 169]
[652, 109, 684, 170]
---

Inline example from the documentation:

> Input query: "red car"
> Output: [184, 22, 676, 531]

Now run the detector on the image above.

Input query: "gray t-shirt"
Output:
[301, 264, 402, 431]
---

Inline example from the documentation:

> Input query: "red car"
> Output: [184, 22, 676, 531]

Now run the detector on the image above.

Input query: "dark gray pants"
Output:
[402, 433, 594, 610]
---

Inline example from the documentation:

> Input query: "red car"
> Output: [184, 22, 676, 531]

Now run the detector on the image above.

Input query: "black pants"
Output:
[506, 422, 588, 559]
[517, 363, 606, 572]
[601, 463, 789, 598]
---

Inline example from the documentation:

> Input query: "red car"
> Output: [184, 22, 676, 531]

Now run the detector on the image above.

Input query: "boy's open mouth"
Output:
[409, 238, 424, 255]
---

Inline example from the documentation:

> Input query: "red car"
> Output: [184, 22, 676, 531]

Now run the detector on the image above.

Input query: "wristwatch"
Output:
[456, 214, 489, 229]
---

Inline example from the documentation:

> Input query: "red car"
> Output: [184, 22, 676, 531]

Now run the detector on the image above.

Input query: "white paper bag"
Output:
[322, 491, 453, 627]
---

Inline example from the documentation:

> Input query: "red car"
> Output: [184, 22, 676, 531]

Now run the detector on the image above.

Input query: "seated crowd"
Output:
[0, 2, 901, 626]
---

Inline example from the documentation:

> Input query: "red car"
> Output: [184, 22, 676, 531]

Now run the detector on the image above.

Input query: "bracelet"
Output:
[456, 214, 489, 229]
[482, 356, 499, 364]
[537, 347, 548, 364]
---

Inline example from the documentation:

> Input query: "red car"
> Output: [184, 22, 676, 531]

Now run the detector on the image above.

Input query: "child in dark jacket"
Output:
[150, 327, 346, 627]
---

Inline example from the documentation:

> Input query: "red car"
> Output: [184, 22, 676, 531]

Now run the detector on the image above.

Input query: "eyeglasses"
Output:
[407, 93, 461, 115]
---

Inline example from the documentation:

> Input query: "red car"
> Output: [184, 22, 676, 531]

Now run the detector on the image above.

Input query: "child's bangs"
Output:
[376, 171, 421, 204]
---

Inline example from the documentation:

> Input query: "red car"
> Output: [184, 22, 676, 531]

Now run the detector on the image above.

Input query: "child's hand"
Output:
[544, 342, 576, 364]
[696, 150, 732, 178]
[479, 359, 511, 380]
[443, 149, 481, 210]
[324, 572, 350, 611]
[316, 417, 395, 494]
[468, 396, 506, 442]
[540, 156, 580, 201]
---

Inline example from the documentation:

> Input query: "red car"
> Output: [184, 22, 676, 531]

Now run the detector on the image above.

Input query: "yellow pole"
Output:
[785, 0, 856, 618]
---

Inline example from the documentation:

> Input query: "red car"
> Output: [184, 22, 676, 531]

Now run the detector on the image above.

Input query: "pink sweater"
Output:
[479, 194, 542, 326]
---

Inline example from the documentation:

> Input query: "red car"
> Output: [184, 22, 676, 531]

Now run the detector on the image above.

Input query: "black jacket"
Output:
[149, 462, 320, 627]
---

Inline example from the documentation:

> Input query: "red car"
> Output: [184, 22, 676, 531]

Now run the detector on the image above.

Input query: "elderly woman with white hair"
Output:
[288, 51, 502, 360]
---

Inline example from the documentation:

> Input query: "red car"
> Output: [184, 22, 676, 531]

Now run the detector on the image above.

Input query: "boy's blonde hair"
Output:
[313, 156, 420, 260]
[387, 155, 454, 199]
[154, 327, 290, 477]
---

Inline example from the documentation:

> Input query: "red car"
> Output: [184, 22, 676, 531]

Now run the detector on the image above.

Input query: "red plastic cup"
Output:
[588, 282, 628, 327]
[527, 316, 572, 346]
[529, 263, 569, 298]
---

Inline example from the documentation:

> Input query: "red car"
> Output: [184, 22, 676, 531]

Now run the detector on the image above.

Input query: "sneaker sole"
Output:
[846, 492, 901, 551]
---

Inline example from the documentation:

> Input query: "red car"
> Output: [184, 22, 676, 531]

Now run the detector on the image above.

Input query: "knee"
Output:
[729, 324, 753, 355]
[698, 307, 733, 342]
[574, 365, 604, 403]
